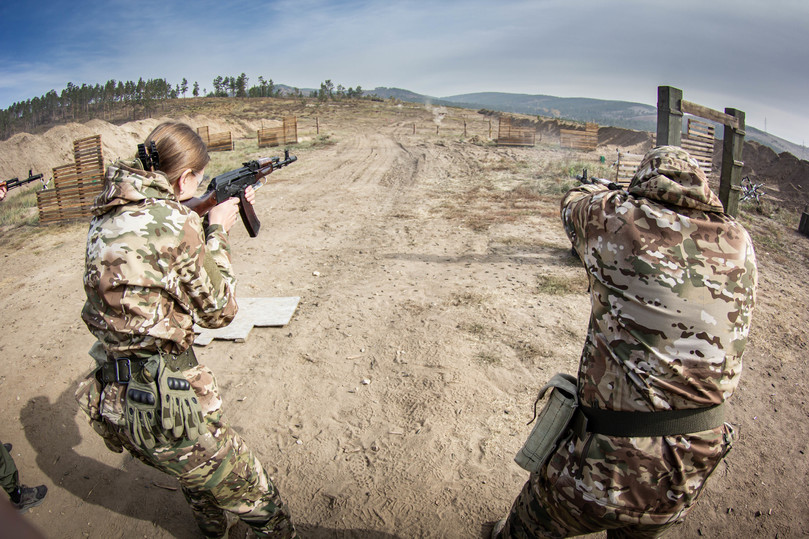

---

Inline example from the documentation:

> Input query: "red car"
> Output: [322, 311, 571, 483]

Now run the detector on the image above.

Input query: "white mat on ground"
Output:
[193, 297, 300, 346]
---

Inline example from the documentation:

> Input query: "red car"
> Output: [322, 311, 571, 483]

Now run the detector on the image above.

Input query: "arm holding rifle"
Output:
[183, 149, 297, 237]
[0, 170, 47, 201]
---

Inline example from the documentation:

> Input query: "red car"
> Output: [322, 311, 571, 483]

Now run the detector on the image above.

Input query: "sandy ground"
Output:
[1, 100, 808, 538]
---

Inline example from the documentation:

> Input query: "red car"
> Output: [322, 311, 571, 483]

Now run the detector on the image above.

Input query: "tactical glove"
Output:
[157, 362, 207, 441]
[124, 359, 161, 450]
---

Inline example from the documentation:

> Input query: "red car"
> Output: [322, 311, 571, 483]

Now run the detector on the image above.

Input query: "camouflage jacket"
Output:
[551, 147, 758, 520]
[82, 161, 238, 358]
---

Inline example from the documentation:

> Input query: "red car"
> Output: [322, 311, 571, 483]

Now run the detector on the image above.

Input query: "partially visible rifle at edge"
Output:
[575, 168, 622, 191]
[183, 149, 297, 238]
[1, 169, 48, 192]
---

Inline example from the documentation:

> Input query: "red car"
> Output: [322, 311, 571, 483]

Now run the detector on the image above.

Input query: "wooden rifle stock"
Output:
[183, 190, 219, 216]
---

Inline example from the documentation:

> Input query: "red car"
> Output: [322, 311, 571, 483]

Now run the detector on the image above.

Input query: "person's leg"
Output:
[498, 472, 602, 539]
[181, 487, 232, 538]
[177, 426, 295, 538]
[0, 441, 20, 497]
[1, 441, 47, 513]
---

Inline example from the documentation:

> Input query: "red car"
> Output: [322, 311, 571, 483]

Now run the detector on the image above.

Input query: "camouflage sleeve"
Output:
[560, 184, 608, 258]
[179, 214, 238, 329]
[203, 223, 237, 287]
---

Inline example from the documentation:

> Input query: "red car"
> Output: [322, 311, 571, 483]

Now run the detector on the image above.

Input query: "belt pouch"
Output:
[514, 372, 578, 473]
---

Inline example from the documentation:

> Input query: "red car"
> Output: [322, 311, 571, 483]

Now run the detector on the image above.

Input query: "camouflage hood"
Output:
[92, 160, 176, 216]
[628, 146, 724, 212]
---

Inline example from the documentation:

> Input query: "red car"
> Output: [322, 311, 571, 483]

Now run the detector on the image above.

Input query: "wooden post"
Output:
[463, 119, 467, 137]
[489, 120, 492, 139]
[799, 206, 809, 237]
[657, 86, 683, 146]
[436, 125, 439, 135]
[413, 123, 415, 135]
[316, 117, 319, 135]
[719, 108, 746, 217]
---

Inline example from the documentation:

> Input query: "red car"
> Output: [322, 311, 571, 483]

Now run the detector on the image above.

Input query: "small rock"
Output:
[362, 379, 371, 385]
[313, 271, 321, 277]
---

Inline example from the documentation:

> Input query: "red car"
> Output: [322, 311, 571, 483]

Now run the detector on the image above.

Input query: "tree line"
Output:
[0, 73, 369, 140]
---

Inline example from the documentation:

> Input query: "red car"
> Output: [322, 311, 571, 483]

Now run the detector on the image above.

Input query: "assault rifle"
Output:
[184, 149, 297, 237]
[575, 168, 622, 191]
[1, 170, 48, 192]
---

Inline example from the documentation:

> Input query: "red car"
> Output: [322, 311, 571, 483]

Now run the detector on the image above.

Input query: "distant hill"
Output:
[365, 88, 809, 161]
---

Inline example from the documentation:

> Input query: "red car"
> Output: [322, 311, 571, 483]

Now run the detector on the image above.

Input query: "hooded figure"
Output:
[496, 146, 758, 538]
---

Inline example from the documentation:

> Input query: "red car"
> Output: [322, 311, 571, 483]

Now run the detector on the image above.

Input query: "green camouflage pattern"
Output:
[503, 146, 757, 537]
[77, 365, 296, 537]
[81, 161, 237, 357]
[79, 162, 295, 537]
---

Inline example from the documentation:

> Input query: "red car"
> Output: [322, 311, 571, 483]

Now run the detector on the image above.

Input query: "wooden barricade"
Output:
[560, 122, 598, 151]
[681, 118, 715, 176]
[197, 126, 233, 152]
[258, 117, 298, 148]
[37, 135, 105, 224]
[497, 116, 535, 146]
[614, 151, 644, 187]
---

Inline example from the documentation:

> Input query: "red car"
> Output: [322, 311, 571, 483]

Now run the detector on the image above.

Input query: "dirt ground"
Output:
[1, 100, 808, 538]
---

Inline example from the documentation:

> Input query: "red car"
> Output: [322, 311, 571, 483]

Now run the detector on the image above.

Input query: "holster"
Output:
[514, 373, 578, 473]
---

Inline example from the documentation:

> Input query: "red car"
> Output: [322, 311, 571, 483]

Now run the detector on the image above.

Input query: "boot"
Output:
[11, 485, 47, 513]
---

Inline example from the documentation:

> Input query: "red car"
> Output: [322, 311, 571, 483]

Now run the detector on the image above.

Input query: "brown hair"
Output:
[144, 122, 210, 185]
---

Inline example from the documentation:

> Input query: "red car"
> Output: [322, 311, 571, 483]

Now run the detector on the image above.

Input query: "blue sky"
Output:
[1, 0, 808, 145]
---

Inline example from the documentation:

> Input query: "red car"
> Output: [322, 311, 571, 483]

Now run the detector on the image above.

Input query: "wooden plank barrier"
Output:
[258, 117, 298, 148]
[614, 151, 644, 187]
[37, 135, 105, 224]
[681, 118, 715, 176]
[283, 116, 298, 145]
[258, 127, 282, 148]
[497, 116, 535, 147]
[196, 126, 232, 152]
[560, 122, 599, 151]
[207, 131, 233, 152]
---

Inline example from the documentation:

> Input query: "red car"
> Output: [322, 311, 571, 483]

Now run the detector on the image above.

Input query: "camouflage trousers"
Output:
[76, 364, 296, 538]
[500, 471, 679, 539]
[0, 439, 19, 496]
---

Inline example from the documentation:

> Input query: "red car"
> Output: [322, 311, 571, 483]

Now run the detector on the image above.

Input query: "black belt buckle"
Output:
[113, 358, 132, 383]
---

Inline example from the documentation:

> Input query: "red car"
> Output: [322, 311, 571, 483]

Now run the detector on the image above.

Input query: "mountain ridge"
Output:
[363, 87, 808, 161]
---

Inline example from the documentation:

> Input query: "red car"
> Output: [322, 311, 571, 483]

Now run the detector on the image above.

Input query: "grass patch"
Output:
[449, 291, 488, 307]
[535, 272, 588, 295]
[457, 321, 487, 336]
[296, 133, 337, 149]
[474, 351, 500, 366]
[0, 187, 42, 227]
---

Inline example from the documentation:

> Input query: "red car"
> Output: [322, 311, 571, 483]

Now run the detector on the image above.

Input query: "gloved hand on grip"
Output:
[124, 359, 161, 449]
[157, 362, 207, 441]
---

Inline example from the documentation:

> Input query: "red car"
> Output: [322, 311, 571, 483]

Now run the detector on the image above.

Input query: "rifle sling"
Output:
[576, 403, 725, 437]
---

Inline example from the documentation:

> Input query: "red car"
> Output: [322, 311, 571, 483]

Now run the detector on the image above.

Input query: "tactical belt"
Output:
[574, 403, 725, 438]
[99, 347, 198, 384]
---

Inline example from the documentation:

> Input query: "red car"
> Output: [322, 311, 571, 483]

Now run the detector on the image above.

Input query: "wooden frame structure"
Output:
[258, 117, 298, 148]
[614, 151, 644, 187]
[497, 116, 535, 147]
[197, 126, 233, 152]
[657, 86, 745, 216]
[560, 122, 599, 151]
[37, 135, 105, 224]
[681, 118, 715, 176]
